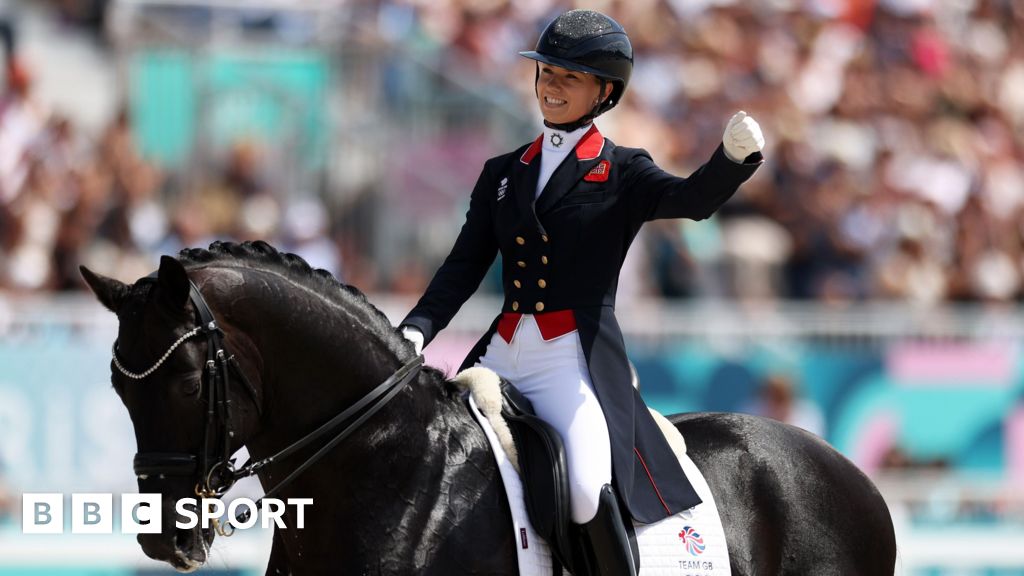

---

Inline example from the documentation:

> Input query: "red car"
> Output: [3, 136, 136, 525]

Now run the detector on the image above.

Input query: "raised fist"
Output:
[722, 111, 765, 163]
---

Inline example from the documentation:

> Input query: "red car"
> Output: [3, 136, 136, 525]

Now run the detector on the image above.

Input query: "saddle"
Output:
[497, 380, 577, 571]
[456, 367, 727, 576]
[454, 367, 649, 575]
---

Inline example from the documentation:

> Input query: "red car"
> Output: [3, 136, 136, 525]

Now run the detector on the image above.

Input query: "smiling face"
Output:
[535, 63, 610, 125]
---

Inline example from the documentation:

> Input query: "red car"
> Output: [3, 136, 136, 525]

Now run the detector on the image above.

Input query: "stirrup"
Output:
[578, 484, 639, 576]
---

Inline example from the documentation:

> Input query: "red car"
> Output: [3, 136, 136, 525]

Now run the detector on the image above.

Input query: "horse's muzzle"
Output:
[136, 512, 211, 573]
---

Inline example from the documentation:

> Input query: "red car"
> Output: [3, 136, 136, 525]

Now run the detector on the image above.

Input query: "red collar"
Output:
[575, 124, 604, 160]
[520, 134, 543, 164]
[520, 124, 604, 164]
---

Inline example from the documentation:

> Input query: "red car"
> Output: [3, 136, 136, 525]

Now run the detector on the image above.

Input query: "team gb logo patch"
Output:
[679, 525, 706, 556]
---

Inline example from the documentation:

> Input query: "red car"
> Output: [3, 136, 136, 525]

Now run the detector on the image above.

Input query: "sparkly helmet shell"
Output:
[520, 9, 634, 115]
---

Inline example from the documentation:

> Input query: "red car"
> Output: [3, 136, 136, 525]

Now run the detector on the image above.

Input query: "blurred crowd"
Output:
[2, 0, 1024, 304]
[0, 23, 342, 290]
[400, 0, 1024, 304]
[0, 87, 341, 290]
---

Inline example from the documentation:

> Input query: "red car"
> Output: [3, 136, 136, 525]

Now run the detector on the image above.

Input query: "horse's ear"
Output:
[156, 255, 191, 310]
[79, 266, 130, 313]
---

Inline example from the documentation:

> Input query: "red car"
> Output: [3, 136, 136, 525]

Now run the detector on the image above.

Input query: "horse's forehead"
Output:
[117, 283, 154, 320]
[115, 278, 186, 338]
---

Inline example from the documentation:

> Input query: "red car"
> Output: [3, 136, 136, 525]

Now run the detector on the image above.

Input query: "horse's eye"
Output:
[183, 376, 202, 396]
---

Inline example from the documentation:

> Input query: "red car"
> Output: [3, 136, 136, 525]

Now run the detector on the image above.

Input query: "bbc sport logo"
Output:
[22, 493, 313, 534]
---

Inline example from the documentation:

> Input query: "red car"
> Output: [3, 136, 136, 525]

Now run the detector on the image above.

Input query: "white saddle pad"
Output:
[466, 395, 732, 576]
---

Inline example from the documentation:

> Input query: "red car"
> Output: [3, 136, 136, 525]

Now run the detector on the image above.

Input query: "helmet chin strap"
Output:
[544, 116, 594, 132]
[543, 78, 607, 133]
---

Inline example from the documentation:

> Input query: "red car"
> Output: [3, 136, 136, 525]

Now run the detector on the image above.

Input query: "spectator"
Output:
[0, 459, 12, 525]
[744, 374, 826, 437]
[3, 0, 1024, 307]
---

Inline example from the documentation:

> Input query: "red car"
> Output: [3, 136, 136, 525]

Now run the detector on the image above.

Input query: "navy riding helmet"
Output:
[520, 9, 634, 118]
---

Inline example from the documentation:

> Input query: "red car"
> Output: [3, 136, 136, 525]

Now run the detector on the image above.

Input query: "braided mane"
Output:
[178, 240, 416, 364]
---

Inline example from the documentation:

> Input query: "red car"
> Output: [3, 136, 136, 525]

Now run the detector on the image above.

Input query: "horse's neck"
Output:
[216, 271, 401, 436]
[259, 367, 496, 563]
[210, 271, 512, 569]
[329, 384, 508, 565]
[216, 274, 467, 519]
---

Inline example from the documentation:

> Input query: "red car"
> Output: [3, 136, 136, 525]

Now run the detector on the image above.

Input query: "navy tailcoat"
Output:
[402, 125, 762, 523]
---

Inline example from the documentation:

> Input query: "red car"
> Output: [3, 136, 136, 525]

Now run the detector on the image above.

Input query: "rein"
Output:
[114, 276, 424, 534]
[230, 352, 423, 526]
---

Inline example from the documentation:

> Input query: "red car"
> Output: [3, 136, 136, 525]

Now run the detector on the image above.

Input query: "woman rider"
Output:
[399, 9, 764, 575]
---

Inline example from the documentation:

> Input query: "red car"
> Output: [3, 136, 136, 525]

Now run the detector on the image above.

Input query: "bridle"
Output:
[113, 276, 424, 534]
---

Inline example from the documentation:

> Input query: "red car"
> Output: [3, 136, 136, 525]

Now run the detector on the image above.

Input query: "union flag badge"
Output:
[584, 160, 611, 182]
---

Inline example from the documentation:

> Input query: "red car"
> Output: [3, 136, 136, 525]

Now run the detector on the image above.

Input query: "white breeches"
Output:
[476, 315, 612, 524]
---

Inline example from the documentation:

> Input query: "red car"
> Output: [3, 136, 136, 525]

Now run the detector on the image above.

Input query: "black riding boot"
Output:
[577, 484, 639, 576]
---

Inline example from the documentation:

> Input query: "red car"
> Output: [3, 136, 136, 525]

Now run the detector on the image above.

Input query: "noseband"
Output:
[114, 275, 424, 530]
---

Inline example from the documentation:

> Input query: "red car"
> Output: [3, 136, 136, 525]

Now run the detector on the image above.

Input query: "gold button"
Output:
[541, 234, 549, 243]
[512, 301, 520, 311]
[513, 280, 522, 288]
[541, 256, 549, 265]
[538, 279, 547, 288]
[517, 261, 526, 268]
[516, 236, 525, 245]
[535, 302, 545, 312]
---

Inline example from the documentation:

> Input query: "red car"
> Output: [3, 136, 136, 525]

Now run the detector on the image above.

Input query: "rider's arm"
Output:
[400, 162, 499, 346]
[625, 112, 765, 222]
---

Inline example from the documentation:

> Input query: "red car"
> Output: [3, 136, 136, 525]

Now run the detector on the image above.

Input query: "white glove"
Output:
[401, 326, 424, 355]
[722, 111, 765, 163]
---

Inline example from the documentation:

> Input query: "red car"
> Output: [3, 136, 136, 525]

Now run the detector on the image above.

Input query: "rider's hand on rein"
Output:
[401, 326, 424, 355]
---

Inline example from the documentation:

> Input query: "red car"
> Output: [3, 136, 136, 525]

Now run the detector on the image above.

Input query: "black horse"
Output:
[81, 241, 895, 575]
